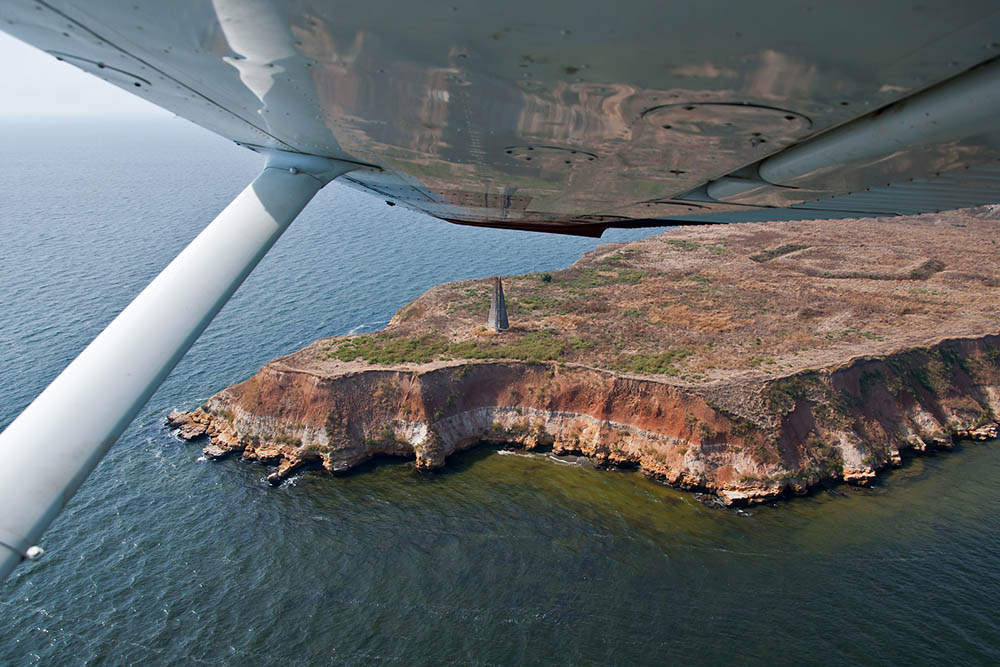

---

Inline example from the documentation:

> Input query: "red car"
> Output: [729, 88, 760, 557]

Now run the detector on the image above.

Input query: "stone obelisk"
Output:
[487, 276, 509, 332]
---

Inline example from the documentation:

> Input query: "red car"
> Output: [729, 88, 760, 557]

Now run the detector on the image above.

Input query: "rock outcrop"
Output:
[168, 209, 1000, 504]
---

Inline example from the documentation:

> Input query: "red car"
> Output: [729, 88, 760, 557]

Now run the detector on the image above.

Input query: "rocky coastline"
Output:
[169, 209, 1000, 505]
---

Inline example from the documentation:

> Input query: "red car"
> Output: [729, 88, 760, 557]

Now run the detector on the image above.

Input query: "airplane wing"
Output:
[3, 0, 1000, 236]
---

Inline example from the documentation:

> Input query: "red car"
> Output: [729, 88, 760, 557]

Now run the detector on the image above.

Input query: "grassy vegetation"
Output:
[449, 287, 491, 313]
[910, 287, 946, 297]
[309, 219, 988, 385]
[557, 267, 645, 291]
[510, 293, 567, 313]
[614, 348, 692, 375]
[599, 248, 642, 267]
[330, 334, 450, 364]
[450, 330, 570, 363]
[328, 330, 589, 365]
[664, 239, 701, 251]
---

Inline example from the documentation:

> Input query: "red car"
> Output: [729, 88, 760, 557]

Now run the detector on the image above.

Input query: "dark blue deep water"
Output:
[1, 119, 999, 665]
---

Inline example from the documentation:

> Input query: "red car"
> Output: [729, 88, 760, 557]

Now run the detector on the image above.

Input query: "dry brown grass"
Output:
[291, 207, 1000, 384]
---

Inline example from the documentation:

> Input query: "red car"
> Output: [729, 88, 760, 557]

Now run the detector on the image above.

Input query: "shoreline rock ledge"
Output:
[169, 211, 1000, 505]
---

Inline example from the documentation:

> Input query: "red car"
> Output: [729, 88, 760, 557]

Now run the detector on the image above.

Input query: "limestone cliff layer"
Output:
[169, 336, 1000, 504]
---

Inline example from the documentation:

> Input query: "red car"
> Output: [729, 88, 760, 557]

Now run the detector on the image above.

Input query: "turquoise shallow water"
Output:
[1, 119, 999, 665]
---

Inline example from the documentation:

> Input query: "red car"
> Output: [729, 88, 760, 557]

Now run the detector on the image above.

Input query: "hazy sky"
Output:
[0, 31, 167, 117]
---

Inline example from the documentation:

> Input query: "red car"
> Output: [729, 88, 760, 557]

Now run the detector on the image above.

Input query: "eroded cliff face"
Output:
[169, 336, 1000, 504]
[169, 212, 1000, 504]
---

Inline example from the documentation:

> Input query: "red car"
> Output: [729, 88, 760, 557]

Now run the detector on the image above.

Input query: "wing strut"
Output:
[0, 151, 355, 580]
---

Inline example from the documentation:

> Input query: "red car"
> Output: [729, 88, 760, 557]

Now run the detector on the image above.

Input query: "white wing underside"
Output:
[4, 0, 1000, 235]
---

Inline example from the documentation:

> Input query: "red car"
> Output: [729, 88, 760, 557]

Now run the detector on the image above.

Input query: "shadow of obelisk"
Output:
[487, 276, 509, 332]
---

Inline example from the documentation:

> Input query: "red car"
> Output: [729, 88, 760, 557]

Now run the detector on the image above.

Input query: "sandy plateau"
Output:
[170, 208, 1000, 504]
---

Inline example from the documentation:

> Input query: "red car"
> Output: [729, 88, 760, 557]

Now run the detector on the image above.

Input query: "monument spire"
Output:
[487, 276, 509, 332]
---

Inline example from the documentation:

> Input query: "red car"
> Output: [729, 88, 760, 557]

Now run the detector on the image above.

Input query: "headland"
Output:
[169, 208, 1000, 504]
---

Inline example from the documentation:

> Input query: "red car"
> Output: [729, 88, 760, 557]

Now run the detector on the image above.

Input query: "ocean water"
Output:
[1, 118, 999, 665]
